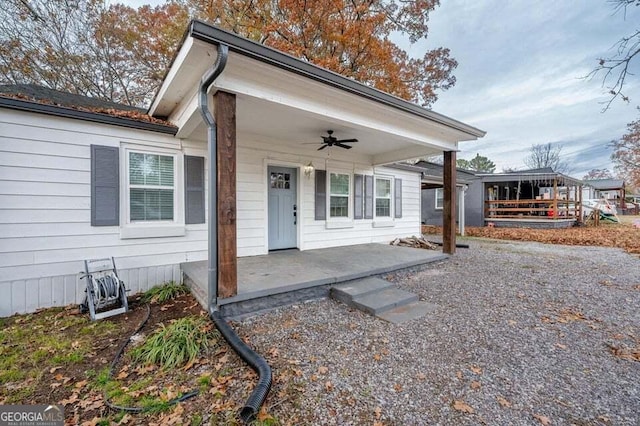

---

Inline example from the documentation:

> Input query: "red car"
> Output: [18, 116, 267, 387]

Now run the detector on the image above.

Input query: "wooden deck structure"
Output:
[479, 170, 583, 228]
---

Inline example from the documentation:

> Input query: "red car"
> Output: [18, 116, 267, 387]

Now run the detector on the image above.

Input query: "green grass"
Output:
[52, 350, 84, 365]
[131, 316, 213, 370]
[142, 281, 189, 303]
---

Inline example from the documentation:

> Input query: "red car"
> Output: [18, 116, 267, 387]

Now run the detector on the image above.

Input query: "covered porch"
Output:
[182, 243, 447, 317]
[479, 171, 583, 228]
[149, 22, 484, 308]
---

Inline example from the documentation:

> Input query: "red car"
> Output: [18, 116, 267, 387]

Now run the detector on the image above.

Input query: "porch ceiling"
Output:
[188, 94, 446, 163]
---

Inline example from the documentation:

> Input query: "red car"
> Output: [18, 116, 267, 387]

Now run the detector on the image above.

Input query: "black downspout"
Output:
[198, 43, 272, 424]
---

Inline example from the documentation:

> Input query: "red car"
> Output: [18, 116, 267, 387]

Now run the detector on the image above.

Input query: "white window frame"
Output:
[326, 170, 353, 228]
[120, 145, 185, 239]
[374, 176, 393, 219]
[435, 187, 444, 210]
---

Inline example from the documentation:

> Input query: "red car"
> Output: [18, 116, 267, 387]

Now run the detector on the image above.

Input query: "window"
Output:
[375, 177, 392, 217]
[329, 172, 350, 218]
[435, 188, 444, 210]
[128, 151, 175, 222]
[270, 172, 291, 189]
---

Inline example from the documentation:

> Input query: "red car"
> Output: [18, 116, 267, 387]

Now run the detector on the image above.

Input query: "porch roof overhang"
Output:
[149, 21, 485, 165]
[476, 172, 583, 187]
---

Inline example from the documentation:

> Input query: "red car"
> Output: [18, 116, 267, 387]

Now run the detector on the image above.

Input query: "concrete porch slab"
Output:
[182, 243, 448, 316]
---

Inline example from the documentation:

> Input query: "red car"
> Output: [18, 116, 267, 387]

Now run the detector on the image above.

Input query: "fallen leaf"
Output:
[455, 371, 463, 379]
[393, 383, 402, 392]
[325, 381, 333, 391]
[497, 396, 511, 407]
[318, 366, 328, 374]
[452, 400, 474, 414]
[470, 381, 481, 390]
[508, 320, 517, 326]
[116, 371, 129, 379]
[257, 406, 273, 421]
[374, 406, 382, 419]
[416, 373, 426, 380]
[75, 380, 88, 389]
[373, 353, 382, 361]
[310, 374, 318, 382]
[60, 393, 79, 405]
[373, 422, 383, 426]
[533, 413, 551, 425]
[555, 343, 567, 350]
[49, 366, 62, 374]
[469, 366, 482, 375]
[71, 340, 81, 349]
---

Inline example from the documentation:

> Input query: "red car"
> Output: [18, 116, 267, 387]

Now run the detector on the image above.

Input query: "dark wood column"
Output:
[443, 151, 457, 254]
[214, 91, 237, 298]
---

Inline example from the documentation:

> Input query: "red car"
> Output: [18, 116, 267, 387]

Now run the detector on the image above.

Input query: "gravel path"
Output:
[235, 239, 640, 425]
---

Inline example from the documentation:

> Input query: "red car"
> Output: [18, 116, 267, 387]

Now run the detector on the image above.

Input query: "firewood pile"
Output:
[390, 235, 437, 250]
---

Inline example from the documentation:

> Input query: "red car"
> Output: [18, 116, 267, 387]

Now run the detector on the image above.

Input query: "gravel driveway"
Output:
[235, 239, 640, 425]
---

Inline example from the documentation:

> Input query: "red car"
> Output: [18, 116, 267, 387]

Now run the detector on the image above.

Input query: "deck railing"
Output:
[484, 199, 582, 220]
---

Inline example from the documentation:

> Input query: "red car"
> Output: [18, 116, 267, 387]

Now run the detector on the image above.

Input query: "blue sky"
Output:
[393, 0, 640, 176]
[121, 0, 639, 177]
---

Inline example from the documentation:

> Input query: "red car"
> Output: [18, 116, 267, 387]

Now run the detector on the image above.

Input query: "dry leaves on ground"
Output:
[452, 400, 474, 414]
[533, 413, 552, 425]
[422, 224, 640, 255]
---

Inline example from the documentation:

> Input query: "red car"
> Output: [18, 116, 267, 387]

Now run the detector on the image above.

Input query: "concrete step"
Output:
[377, 301, 439, 324]
[351, 287, 419, 316]
[331, 277, 393, 304]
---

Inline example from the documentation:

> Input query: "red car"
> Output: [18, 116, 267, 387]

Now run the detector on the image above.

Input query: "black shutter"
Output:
[185, 155, 205, 224]
[354, 174, 363, 219]
[315, 170, 326, 220]
[394, 178, 403, 218]
[364, 175, 374, 219]
[91, 145, 119, 226]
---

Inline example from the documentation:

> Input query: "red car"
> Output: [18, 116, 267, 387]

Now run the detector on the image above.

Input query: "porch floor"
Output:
[182, 243, 447, 314]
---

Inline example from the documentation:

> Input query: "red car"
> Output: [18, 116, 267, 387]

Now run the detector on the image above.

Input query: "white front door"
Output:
[268, 166, 297, 250]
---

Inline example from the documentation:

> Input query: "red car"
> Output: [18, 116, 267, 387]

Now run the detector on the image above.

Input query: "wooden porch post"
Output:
[578, 185, 583, 223]
[214, 91, 237, 298]
[552, 178, 558, 220]
[443, 151, 456, 254]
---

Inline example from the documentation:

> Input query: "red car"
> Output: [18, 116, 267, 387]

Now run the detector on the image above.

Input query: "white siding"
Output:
[0, 110, 203, 316]
[235, 137, 422, 256]
[0, 109, 423, 316]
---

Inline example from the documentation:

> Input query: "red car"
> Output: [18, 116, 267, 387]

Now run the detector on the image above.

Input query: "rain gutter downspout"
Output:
[198, 43, 272, 424]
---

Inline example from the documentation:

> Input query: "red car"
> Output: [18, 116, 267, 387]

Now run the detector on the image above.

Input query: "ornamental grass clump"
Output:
[131, 316, 213, 370]
[142, 281, 189, 303]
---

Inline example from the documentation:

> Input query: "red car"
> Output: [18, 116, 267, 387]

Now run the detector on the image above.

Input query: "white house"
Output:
[0, 20, 485, 316]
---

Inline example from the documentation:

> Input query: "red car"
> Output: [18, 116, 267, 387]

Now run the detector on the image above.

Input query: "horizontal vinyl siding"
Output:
[302, 166, 421, 250]
[0, 110, 205, 315]
[235, 139, 422, 255]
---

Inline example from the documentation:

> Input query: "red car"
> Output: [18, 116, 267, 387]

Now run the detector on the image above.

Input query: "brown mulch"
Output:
[422, 223, 640, 255]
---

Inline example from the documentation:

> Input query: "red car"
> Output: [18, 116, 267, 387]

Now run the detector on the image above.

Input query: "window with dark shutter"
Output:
[394, 178, 403, 218]
[315, 170, 326, 220]
[354, 174, 363, 219]
[185, 156, 205, 224]
[364, 175, 374, 219]
[91, 145, 119, 226]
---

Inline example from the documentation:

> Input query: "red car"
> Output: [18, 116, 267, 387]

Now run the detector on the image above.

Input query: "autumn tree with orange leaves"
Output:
[0, 0, 189, 106]
[0, 0, 456, 108]
[187, 0, 457, 106]
[612, 117, 640, 189]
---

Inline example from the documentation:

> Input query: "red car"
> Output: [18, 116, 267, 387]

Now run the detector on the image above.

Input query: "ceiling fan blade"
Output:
[317, 144, 328, 150]
[335, 143, 352, 149]
[337, 138, 358, 143]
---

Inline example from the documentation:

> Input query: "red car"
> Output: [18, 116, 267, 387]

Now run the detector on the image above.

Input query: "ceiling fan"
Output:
[317, 130, 358, 150]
